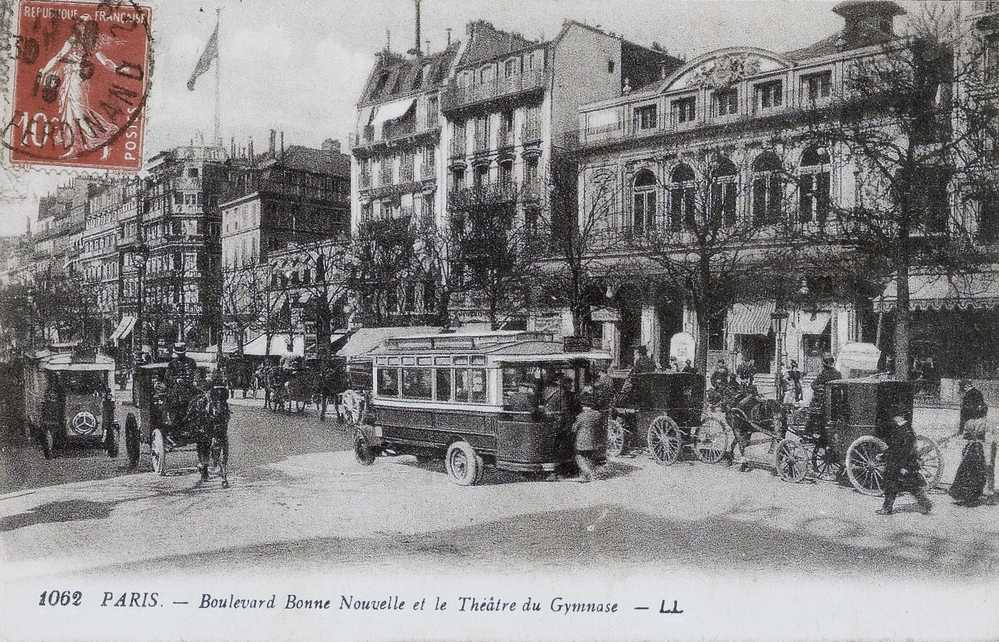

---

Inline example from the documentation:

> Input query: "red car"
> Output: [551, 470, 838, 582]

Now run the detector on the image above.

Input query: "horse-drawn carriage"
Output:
[606, 371, 730, 465]
[727, 378, 943, 495]
[128, 362, 230, 486]
[23, 350, 120, 460]
[264, 356, 349, 419]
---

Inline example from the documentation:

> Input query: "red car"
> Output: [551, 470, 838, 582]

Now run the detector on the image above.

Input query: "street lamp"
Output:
[131, 243, 148, 359]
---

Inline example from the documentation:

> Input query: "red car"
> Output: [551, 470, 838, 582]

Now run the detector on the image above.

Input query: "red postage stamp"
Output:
[4, 0, 152, 171]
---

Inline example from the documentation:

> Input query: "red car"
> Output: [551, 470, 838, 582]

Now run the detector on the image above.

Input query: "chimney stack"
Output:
[269, 129, 276, 154]
[322, 138, 341, 154]
[280, 131, 285, 159]
[446, 28, 452, 46]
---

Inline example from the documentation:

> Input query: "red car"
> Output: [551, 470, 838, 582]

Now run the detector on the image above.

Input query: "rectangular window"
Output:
[426, 96, 438, 127]
[986, 35, 999, 82]
[715, 89, 738, 116]
[634, 105, 657, 130]
[505, 58, 519, 78]
[377, 368, 399, 397]
[673, 97, 696, 123]
[401, 368, 432, 399]
[435, 368, 452, 401]
[454, 368, 488, 403]
[756, 80, 783, 110]
[802, 71, 832, 101]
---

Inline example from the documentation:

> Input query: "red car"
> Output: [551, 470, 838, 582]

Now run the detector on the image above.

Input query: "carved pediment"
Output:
[662, 47, 792, 93]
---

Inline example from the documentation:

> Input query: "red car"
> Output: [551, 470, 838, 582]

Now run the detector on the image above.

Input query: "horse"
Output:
[185, 386, 231, 488]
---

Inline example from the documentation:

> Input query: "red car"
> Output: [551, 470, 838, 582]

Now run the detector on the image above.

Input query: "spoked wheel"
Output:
[444, 440, 482, 486]
[915, 434, 944, 489]
[151, 428, 167, 476]
[693, 415, 729, 464]
[809, 444, 843, 481]
[606, 417, 626, 458]
[647, 416, 682, 466]
[125, 414, 140, 470]
[845, 435, 887, 496]
[353, 429, 376, 466]
[775, 438, 809, 483]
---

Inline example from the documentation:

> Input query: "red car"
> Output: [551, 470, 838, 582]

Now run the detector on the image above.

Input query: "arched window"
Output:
[669, 163, 696, 229]
[799, 146, 830, 223]
[710, 157, 738, 227]
[752, 152, 784, 225]
[632, 169, 657, 235]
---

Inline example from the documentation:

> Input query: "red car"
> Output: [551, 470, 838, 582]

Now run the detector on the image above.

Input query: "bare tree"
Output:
[795, 2, 999, 378]
[346, 217, 422, 327]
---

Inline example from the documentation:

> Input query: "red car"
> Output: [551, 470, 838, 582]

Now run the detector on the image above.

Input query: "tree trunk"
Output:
[893, 244, 911, 381]
[695, 311, 710, 377]
[435, 290, 452, 327]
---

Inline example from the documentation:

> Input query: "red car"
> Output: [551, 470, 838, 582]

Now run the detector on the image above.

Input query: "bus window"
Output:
[435, 368, 452, 401]
[401, 368, 432, 399]
[470, 369, 487, 402]
[377, 368, 399, 397]
[455, 369, 470, 401]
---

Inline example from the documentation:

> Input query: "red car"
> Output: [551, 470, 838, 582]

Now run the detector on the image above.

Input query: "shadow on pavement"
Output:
[67, 502, 999, 580]
[0, 499, 113, 531]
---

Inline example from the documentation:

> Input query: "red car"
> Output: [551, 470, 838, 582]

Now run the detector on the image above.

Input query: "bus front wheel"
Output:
[445, 441, 482, 486]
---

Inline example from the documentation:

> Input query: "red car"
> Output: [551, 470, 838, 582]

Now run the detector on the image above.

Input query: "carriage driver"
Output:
[164, 342, 199, 428]
[805, 353, 842, 434]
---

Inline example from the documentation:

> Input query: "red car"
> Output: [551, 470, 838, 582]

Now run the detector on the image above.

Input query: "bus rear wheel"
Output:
[445, 441, 482, 486]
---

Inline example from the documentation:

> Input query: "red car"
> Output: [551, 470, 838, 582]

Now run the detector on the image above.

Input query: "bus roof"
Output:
[371, 331, 557, 355]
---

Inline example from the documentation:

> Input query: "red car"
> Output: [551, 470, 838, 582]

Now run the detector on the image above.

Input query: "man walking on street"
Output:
[877, 401, 933, 515]
[571, 389, 603, 483]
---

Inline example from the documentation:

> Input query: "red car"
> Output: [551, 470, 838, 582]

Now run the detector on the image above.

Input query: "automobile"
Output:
[22, 348, 120, 460]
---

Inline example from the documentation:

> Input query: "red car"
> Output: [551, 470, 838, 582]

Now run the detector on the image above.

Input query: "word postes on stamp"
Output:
[4, 0, 151, 171]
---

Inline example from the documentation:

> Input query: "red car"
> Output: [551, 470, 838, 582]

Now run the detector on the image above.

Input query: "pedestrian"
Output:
[633, 346, 655, 374]
[959, 379, 987, 434]
[570, 388, 603, 483]
[710, 359, 729, 390]
[592, 363, 615, 411]
[787, 360, 803, 402]
[877, 401, 933, 515]
[948, 414, 992, 506]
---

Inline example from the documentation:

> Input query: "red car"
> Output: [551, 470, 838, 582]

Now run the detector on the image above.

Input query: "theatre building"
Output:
[568, 1, 914, 386]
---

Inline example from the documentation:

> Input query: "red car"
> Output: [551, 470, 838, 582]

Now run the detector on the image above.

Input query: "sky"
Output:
[0, 0, 914, 234]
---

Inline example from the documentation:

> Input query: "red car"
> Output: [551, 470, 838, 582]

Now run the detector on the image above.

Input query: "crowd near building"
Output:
[5, 0, 999, 399]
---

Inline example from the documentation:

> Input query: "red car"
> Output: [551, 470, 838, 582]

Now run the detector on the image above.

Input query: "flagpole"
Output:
[214, 7, 221, 148]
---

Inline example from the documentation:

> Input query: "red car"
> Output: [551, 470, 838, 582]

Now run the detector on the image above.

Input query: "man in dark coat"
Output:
[571, 389, 603, 482]
[806, 353, 841, 434]
[710, 359, 730, 391]
[959, 379, 987, 434]
[682, 360, 697, 374]
[877, 402, 933, 515]
[632, 346, 655, 374]
[592, 364, 615, 411]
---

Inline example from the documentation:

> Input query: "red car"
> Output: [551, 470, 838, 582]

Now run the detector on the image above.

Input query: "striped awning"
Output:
[109, 316, 136, 342]
[727, 302, 776, 335]
[876, 273, 999, 312]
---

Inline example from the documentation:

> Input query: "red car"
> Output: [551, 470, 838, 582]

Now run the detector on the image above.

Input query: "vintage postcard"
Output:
[1, 0, 998, 640]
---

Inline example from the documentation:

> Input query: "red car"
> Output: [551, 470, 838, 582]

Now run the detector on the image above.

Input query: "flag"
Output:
[187, 22, 218, 91]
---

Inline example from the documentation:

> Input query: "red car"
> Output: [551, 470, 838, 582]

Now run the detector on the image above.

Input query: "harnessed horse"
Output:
[184, 386, 231, 487]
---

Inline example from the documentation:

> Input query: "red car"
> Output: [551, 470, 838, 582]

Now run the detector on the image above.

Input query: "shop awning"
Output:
[370, 99, 415, 132]
[797, 311, 830, 335]
[876, 273, 999, 312]
[109, 316, 136, 342]
[727, 302, 776, 335]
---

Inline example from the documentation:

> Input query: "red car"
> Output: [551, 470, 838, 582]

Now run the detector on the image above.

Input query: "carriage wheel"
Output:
[845, 435, 887, 496]
[606, 417, 626, 458]
[125, 413, 140, 470]
[915, 435, 944, 489]
[151, 428, 167, 476]
[809, 444, 843, 481]
[647, 416, 682, 466]
[693, 415, 729, 464]
[43, 428, 54, 460]
[353, 429, 376, 466]
[775, 439, 809, 483]
[445, 440, 482, 486]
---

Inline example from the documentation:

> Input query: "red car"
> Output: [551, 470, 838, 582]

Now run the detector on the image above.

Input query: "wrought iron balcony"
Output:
[442, 68, 546, 112]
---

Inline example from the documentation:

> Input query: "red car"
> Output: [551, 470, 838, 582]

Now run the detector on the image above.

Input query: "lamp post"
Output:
[771, 308, 789, 401]
[131, 243, 148, 359]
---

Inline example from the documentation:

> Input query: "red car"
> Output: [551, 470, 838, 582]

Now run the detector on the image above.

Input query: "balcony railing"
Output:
[450, 137, 466, 158]
[447, 182, 522, 210]
[473, 131, 490, 154]
[420, 163, 436, 180]
[350, 118, 440, 151]
[442, 68, 547, 112]
[379, 167, 394, 186]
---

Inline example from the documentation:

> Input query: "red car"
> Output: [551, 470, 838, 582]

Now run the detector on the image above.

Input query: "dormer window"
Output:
[756, 80, 783, 111]
[504, 58, 519, 78]
[672, 96, 696, 124]
[634, 105, 657, 130]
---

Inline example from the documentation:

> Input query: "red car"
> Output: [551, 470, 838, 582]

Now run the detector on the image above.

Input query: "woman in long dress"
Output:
[37, 15, 121, 158]
[949, 415, 991, 506]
